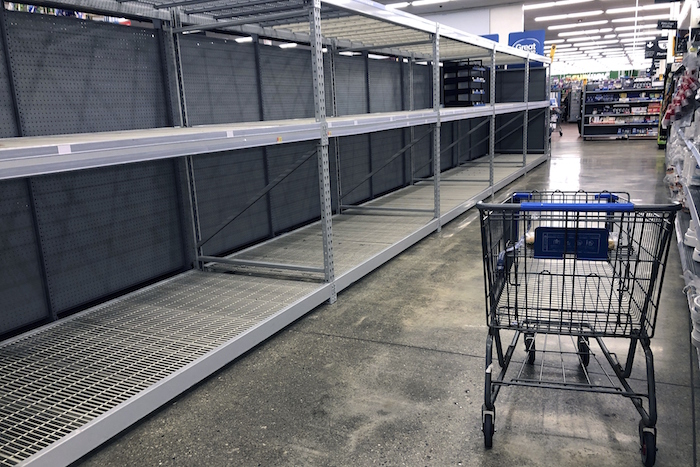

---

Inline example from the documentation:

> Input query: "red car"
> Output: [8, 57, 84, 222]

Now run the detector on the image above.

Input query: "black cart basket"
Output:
[477, 191, 680, 467]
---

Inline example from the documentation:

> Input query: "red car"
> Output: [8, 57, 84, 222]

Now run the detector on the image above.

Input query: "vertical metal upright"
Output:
[310, 0, 336, 303]
[170, 9, 202, 270]
[432, 27, 441, 231]
[0, 1, 23, 137]
[489, 47, 496, 198]
[409, 53, 415, 185]
[545, 62, 552, 159]
[253, 34, 275, 235]
[523, 54, 530, 167]
[329, 41, 343, 215]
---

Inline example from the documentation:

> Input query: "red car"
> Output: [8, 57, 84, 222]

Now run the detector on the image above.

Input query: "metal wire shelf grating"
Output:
[0, 271, 318, 467]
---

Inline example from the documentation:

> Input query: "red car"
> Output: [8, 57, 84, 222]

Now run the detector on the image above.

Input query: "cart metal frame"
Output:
[477, 190, 680, 467]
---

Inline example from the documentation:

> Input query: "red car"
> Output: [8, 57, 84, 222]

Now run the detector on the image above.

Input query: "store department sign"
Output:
[657, 20, 677, 30]
[508, 30, 545, 56]
[645, 39, 667, 59]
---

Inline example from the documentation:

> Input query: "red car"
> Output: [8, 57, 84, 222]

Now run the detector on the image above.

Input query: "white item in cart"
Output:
[608, 232, 618, 250]
[693, 247, 700, 262]
[686, 228, 699, 247]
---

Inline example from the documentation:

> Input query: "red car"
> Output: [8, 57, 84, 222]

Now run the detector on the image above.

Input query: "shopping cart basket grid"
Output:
[477, 191, 679, 466]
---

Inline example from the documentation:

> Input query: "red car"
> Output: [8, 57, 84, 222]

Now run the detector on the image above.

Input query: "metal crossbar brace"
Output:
[341, 129, 433, 200]
[310, 0, 336, 303]
[329, 42, 343, 215]
[433, 27, 441, 231]
[197, 148, 317, 249]
[198, 256, 324, 274]
[339, 205, 434, 213]
[469, 110, 545, 151]
[545, 62, 552, 158]
[413, 118, 490, 175]
[523, 54, 529, 167]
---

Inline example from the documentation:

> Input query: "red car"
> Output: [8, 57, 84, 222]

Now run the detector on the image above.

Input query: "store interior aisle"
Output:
[75, 123, 698, 467]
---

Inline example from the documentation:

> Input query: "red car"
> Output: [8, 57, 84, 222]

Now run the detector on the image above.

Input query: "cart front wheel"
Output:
[578, 336, 590, 367]
[525, 333, 536, 364]
[482, 405, 494, 449]
[639, 422, 656, 467]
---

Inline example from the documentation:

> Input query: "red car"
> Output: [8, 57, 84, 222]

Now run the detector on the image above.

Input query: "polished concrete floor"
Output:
[74, 124, 698, 467]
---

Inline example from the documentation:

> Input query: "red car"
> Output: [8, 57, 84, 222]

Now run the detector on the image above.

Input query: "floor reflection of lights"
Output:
[549, 154, 581, 191]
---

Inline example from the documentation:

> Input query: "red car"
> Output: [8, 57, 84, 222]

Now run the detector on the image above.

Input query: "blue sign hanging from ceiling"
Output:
[508, 30, 545, 68]
[508, 30, 546, 56]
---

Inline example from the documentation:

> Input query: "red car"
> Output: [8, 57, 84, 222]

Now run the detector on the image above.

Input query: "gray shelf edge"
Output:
[584, 123, 659, 127]
[0, 101, 549, 181]
[584, 87, 663, 94]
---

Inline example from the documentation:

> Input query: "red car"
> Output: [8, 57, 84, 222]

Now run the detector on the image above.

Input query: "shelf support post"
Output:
[432, 27, 441, 231]
[545, 61, 552, 159]
[0, 1, 23, 136]
[523, 53, 530, 167]
[489, 47, 496, 199]
[410, 53, 416, 185]
[329, 40, 343, 215]
[310, 0, 336, 303]
[168, 9, 202, 270]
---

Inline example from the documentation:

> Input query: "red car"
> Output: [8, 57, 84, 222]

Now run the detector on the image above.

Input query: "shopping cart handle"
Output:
[519, 202, 635, 212]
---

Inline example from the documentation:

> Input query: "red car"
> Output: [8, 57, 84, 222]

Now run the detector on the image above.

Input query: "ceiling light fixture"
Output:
[605, 4, 672, 15]
[544, 39, 565, 44]
[614, 24, 659, 32]
[566, 36, 600, 42]
[535, 10, 603, 22]
[611, 14, 670, 24]
[616, 31, 663, 38]
[619, 36, 659, 43]
[549, 20, 608, 30]
[572, 39, 619, 47]
[279, 42, 297, 48]
[558, 28, 612, 37]
[235, 36, 253, 43]
[523, 0, 593, 11]
[386, 2, 410, 8]
[412, 0, 450, 6]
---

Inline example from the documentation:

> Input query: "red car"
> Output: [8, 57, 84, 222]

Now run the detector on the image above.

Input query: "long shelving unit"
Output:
[0, 0, 550, 465]
[582, 85, 663, 140]
[667, 124, 700, 365]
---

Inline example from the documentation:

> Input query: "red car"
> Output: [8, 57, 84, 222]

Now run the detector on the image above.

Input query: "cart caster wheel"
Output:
[559, 131, 563, 136]
[577, 336, 590, 367]
[482, 405, 495, 449]
[639, 422, 657, 467]
[524, 333, 536, 364]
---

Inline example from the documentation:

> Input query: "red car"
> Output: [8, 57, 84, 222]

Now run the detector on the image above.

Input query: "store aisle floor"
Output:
[75, 123, 697, 467]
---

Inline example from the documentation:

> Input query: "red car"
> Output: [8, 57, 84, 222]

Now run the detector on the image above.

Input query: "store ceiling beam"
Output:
[341, 39, 432, 52]
[214, 3, 306, 20]
[185, 0, 279, 14]
[174, 9, 308, 33]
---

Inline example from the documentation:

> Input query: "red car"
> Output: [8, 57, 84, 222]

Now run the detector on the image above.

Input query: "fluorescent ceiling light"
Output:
[577, 45, 607, 50]
[279, 42, 297, 48]
[556, 43, 574, 48]
[619, 36, 658, 43]
[603, 34, 617, 39]
[616, 31, 662, 38]
[385, 2, 410, 8]
[614, 24, 659, 32]
[611, 14, 670, 24]
[606, 4, 671, 15]
[566, 36, 599, 42]
[339, 51, 360, 56]
[367, 53, 389, 59]
[558, 28, 611, 37]
[412, 0, 449, 6]
[544, 39, 565, 44]
[235, 36, 253, 43]
[572, 39, 619, 46]
[549, 20, 608, 30]
[523, 0, 592, 11]
[535, 10, 603, 22]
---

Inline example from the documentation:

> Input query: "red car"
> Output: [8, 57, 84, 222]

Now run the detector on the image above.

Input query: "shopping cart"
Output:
[477, 191, 680, 467]
[550, 106, 563, 137]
